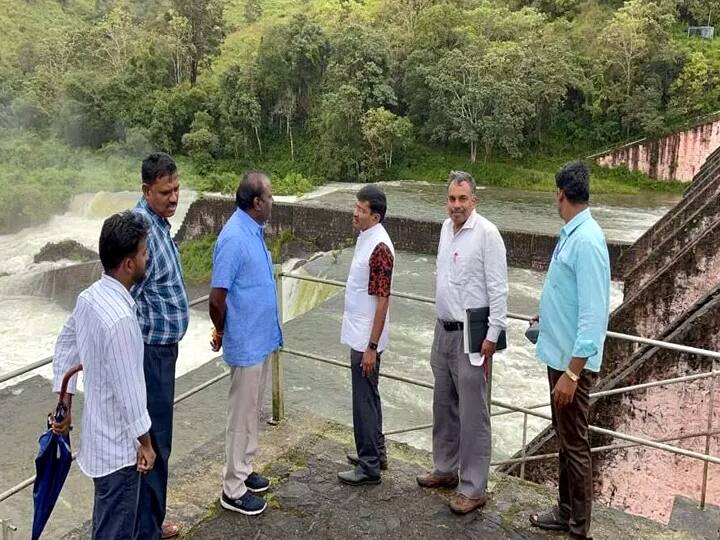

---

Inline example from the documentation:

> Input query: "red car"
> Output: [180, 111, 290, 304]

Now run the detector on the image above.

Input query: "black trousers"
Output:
[548, 367, 597, 539]
[350, 349, 386, 478]
[135, 343, 178, 540]
[92, 466, 140, 540]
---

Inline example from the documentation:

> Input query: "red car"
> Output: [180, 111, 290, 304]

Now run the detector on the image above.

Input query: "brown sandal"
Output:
[529, 507, 570, 532]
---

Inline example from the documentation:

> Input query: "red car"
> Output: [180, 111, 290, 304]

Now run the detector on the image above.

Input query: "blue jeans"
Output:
[92, 466, 140, 540]
[135, 343, 178, 540]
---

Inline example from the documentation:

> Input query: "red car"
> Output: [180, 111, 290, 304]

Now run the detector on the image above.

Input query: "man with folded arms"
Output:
[417, 170, 508, 514]
[52, 211, 155, 539]
[529, 161, 610, 540]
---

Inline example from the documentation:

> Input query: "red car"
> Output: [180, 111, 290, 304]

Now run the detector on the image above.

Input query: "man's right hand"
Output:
[137, 439, 156, 474]
[210, 327, 223, 352]
[51, 409, 72, 435]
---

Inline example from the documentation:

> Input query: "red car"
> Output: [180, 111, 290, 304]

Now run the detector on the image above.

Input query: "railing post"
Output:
[270, 265, 285, 424]
[700, 359, 717, 510]
[520, 413, 528, 480]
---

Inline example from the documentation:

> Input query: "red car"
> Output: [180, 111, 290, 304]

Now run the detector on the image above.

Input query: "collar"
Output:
[101, 274, 136, 310]
[236, 208, 264, 235]
[358, 222, 383, 238]
[561, 207, 591, 237]
[137, 197, 171, 230]
[451, 209, 478, 234]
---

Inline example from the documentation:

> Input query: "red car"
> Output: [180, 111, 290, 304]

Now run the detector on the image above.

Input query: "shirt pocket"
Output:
[450, 254, 472, 285]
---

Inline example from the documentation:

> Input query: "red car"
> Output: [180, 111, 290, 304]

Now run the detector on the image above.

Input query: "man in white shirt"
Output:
[417, 171, 508, 514]
[338, 185, 395, 485]
[52, 211, 156, 540]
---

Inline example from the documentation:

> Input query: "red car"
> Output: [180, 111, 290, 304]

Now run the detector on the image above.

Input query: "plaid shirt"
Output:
[131, 198, 189, 345]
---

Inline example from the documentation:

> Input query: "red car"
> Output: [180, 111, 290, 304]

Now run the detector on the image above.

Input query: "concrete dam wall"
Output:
[594, 114, 720, 182]
[176, 199, 629, 278]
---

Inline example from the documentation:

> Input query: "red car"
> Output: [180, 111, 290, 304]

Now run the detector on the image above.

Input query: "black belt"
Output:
[440, 320, 463, 332]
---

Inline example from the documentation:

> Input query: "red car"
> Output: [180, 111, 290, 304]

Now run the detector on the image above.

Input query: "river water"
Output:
[0, 182, 678, 538]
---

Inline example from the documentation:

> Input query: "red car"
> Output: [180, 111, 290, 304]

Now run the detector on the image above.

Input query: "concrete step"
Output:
[669, 496, 720, 540]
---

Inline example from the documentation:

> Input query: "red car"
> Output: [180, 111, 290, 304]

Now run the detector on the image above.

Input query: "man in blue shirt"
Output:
[131, 152, 188, 540]
[209, 171, 282, 516]
[529, 161, 610, 540]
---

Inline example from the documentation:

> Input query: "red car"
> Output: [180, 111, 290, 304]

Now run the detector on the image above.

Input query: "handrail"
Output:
[280, 272, 720, 360]
[0, 353, 227, 505]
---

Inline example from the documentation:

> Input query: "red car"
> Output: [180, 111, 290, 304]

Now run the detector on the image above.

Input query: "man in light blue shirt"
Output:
[209, 171, 282, 517]
[529, 161, 610, 540]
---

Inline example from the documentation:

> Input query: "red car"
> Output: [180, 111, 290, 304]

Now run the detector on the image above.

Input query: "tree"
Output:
[361, 108, 413, 170]
[217, 65, 262, 158]
[172, 0, 225, 84]
[313, 85, 365, 180]
[244, 0, 263, 23]
[668, 51, 720, 118]
[426, 46, 535, 162]
[326, 24, 396, 109]
[272, 89, 297, 160]
[181, 110, 219, 171]
[593, 0, 676, 137]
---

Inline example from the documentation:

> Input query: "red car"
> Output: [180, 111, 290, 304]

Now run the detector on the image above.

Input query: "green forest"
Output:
[0, 0, 718, 232]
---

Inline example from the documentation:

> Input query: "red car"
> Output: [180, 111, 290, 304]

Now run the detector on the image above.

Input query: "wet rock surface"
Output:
[33, 240, 98, 264]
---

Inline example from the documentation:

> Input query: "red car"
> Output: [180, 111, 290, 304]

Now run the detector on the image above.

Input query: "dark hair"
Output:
[357, 184, 387, 222]
[236, 171, 270, 210]
[555, 161, 590, 203]
[99, 211, 149, 272]
[141, 152, 177, 185]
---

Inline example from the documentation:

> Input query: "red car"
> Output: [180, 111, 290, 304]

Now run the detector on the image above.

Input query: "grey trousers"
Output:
[92, 465, 140, 540]
[350, 349, 386, 478]
[223, 358, 270, 499]
[430, 320, 491, 498]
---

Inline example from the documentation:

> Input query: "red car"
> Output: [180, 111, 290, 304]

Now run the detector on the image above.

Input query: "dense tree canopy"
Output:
[1, 0, 719, 180]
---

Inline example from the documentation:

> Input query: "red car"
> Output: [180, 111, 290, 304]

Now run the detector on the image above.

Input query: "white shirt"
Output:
[435, 210, 508, 343]
[53, 274, 151, 478]
[341, 223, 395, 352]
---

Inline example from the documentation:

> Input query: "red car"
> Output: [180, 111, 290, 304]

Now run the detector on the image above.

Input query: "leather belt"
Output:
[440, 320, 463, 332]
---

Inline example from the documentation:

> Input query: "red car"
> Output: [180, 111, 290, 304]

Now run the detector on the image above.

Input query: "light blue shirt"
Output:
[211, 209, 283, 367]
[536, 208, 611, 373]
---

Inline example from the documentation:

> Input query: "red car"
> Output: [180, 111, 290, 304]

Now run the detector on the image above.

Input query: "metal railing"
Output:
[1, 269, 719, 537]
[274, 271, 720, 509]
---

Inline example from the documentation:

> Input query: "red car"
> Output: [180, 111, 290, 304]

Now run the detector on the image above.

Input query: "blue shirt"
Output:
[211, 209, 283, 367]
[131, 198, 189, 345]
[536, 208, 611, 373]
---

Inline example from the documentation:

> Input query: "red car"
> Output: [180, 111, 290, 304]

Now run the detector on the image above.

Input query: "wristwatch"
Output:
[368, 341, 378, 351]
[564, 368, 579, 383]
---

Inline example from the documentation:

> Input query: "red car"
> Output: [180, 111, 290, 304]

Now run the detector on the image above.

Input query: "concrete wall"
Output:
[595, 116, 720, 182]
[176, 198, 629, 278]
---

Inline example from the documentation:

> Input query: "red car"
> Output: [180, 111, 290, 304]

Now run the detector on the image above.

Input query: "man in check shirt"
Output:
[417, 170, 508, 515]
[52, 211, 155, 540]
[131, 152, 189, 540]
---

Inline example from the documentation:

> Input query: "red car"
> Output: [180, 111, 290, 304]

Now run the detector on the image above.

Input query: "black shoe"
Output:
[220, 491, 267, 515]
[346, 452, 388, 470]
[245, 472, 271, 493]
[337, 469, 381, 486]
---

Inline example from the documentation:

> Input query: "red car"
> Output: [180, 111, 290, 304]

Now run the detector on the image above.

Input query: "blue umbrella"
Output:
[31, 364, 82, 540]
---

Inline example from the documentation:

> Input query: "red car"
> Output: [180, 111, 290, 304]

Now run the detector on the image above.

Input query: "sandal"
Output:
[529, 507, 570, 532]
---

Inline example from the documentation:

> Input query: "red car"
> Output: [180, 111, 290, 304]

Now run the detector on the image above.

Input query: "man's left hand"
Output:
[552, 374, 577, 408]
[480, 339, 496, 381]
[361, 349, 378, 377]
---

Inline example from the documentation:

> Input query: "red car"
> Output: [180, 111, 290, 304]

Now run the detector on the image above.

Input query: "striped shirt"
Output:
[53, 274, 151, 478]
[131, 198, 189, 345]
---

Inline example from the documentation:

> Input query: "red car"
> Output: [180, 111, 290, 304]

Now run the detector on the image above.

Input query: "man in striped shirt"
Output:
[52, 211, 156, 540]
[131, 152, 189, 540]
